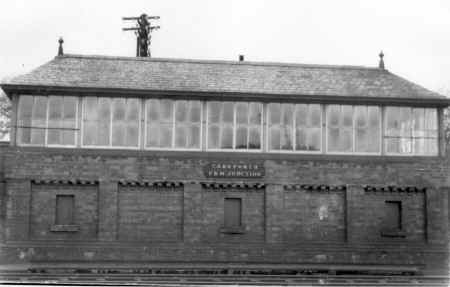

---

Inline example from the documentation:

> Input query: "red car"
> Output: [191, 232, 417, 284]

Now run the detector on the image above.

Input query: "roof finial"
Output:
[378, 51, 385, 69]
[58, 37, 64, 56]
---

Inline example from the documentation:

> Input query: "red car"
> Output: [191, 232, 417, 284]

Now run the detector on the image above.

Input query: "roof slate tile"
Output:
[2, 54, 446, 100]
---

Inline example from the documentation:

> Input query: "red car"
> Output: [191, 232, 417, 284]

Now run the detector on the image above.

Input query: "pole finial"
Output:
[58, 37, 64, 56]
[378, 51, 385, 69]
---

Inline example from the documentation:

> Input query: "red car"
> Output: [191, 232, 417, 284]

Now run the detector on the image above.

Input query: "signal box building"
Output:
[0, 51, 449, 275]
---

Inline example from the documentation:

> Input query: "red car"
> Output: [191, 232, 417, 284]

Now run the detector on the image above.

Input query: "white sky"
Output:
[1, 0, 450, 95]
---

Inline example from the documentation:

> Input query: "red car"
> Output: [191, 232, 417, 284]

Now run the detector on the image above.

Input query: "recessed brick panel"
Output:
[282, 190, 346, 242]
[118, 186, 183, 242]
[201, 188, 265, 243]
[30, 184, 98, 240]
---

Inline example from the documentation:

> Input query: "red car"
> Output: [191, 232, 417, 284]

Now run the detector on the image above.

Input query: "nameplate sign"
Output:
[204, 162, 265, 178]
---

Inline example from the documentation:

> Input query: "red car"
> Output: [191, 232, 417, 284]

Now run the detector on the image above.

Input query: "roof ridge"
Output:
[57, 54, 383, 71]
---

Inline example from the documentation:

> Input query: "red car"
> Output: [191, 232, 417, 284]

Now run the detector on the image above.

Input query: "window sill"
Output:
[220, 226, 246, 234]
[50, 224, 80, 232]
[380, 229, 406, 238]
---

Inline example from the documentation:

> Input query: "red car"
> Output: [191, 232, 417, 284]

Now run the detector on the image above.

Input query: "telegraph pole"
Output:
[122, 13, 160, 57]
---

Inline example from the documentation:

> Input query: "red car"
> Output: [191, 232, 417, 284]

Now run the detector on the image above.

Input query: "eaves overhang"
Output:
[2, 83, 450, 108]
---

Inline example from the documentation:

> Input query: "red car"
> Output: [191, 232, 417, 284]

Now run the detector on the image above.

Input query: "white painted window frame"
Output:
[144, 99, 203, 151]
[383, 106, 438, 156]
[17, 95, 78, 148]
[206, 101, 263, 152]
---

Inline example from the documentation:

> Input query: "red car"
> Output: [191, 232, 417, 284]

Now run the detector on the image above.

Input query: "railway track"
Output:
[0, 271, 448, 286]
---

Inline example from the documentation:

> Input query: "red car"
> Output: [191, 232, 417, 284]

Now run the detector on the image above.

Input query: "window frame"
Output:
[17, 95, 79, 148]
[325, 105, 382, 155]
[266, 103, 323, 154]
[206, 101, 263, 152]
[144, 98, 203, 151]
[81, 97, 141, 150]
[383, 106, 438, 156]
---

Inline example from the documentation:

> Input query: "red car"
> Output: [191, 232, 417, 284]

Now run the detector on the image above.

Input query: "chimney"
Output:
[58, 37, 64, 56]
[378, 51, 385, 69]
[239, 55, 244, 62]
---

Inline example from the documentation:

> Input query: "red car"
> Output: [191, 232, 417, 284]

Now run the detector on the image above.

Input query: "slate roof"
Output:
[1, 54, 446, 101]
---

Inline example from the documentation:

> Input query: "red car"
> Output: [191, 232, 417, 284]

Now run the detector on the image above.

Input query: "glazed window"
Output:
[174, 101, 202, 149]
[47, 96, 78, 146]
[384, 107, 437, 155]
[55, 194, 75, 225]
[146, 99, 202, 149]
[17, 95, 78, 146]
[112, 98, 140, 147]
[83, 97, 140, 147]
[268, 103, 321, 152]
[327, 105, 380, 153]
[354, 106, 380, 153]
[207, 101, 262, 150]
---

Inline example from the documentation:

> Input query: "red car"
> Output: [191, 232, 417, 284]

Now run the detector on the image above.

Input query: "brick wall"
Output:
[30, 183, 98, 241]
[118, 185, 183, 242]
[200, 187, 265, 243]
[282, 189, 346, 242]
[0, 146, 448, 275]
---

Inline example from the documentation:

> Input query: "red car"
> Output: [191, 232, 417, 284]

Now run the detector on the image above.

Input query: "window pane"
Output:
[147, 99, 159, 121]
[328, 128, 339, 152]
[385, 107, 400, 136]
[112, 98, 126, 146]
[30, 96, 47, 145]
[222, 102, 234, 123]
[281, 104, 293, 125]
[236, 102, 248, 124]
[296, 104, 321, 151]
[270, 127, 280, 150]
[221, 126, 233, 149]
[175, 126, 187, 147]
[269, 103, 280, 124]
[280, 125, 293, 150]
[308, 128, 321, 151]
[235, 126, 247, 149]
[248, 127, 261, 149]
[125, 99, 139, 147]
[327, 105, 352, 152]
[146, 99, 159, 148]
[146, 124, 159, 147]
[310, 105, 321, 127]
[97, 98, 111, 146]
[161, 99, 173, 122]
[146, 99, 174, 148]
[190, 101, 201, 122]
[176, 101, 187, 122]
[295, 104, 307, 126]
[160, 125, 172, 147]
[208, 125, 220, 149]
[249, 103, 262, 125]
[47, 97, 62, 145]
[280, 104, 293, 150]
[208, 102, 221, 123]
[328, 105, 340, 127]
[188, 125, 200, 148]
[342, 105, 353, 127]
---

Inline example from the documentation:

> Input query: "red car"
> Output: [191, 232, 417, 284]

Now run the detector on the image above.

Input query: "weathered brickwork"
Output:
[30, 183, 98, 241]
[0, 146, 448, 275]
[350, 190, 426, 242]
[118, 185, 183, 242]
[282, 190, 346, 242]
[200, 187, 265, 243]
